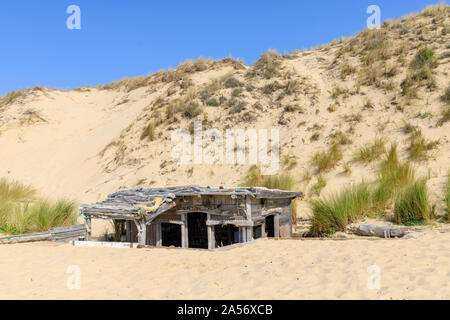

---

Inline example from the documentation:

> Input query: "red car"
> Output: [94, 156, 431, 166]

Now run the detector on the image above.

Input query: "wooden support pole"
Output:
[181, 213, 187, 248]
[261, 222, 266, 238]
[246, 227, 252, 242]
[207, 214, 215, 250]
[274, 214, 280, 238]
[85, 216, 92, 241]
[155, 223, 162, 247]
[126, 220, 131, 243]
[288, 202, 293, 238]
[136, 220, 146, 247]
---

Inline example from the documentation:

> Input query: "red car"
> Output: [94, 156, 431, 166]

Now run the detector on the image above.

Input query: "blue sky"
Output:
[0, 0, 441, 95]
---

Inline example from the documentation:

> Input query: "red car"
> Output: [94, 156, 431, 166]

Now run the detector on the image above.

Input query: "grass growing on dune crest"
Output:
[0, 179, 77, 235]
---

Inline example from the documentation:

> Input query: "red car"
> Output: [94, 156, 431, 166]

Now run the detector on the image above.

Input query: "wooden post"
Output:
[261, 222, 266, 238]
[155, 223, 162, 247]
[245, 196, 252, 220]
[181, 213, 187, 248]
[288, 203, 293, 238]
[126, 220, 131, 243]
[136, 220, 146, 247]
[85, 216, 92, 241]
[240, 227, 247, 243]
[207, 214, 215, 250]
[246, 227, 252, 242]
[274, 214, 280, 238]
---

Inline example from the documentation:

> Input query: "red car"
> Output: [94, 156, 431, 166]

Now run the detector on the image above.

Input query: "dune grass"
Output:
[312, 144, 343, 173]
[393, 179, 432, 225]
[310, 183, 372, 237]
[309, 144, 431, 236]
[372, 144, 416, 210]
[0, 179, 77, 235]
[408, 130, 439, 161]
[354, 137, 386, 164]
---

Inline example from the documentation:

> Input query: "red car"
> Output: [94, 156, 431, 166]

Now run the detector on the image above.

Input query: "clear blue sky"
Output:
[0, 0, 441, 95]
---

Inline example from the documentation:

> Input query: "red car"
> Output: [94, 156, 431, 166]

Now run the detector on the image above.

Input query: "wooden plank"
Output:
[0, 232, 51, 244]
[274, 214, 280, 238]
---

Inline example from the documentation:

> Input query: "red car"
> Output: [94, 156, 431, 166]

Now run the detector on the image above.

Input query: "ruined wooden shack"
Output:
[80, 186, 303, 249]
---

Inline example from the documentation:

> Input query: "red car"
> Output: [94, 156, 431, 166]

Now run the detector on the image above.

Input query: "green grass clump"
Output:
[0, 179, 77, 235]
[442, 86, 450, 104]
[372, 145, 415, 210]
[410, 47, 438, 70]
[310, 183, 372, 237]
[394, 179, 432, 225]
[408, 130, 439, 161]
[140, 121, 156, 141]
[354, 138, 386, 163]
[312, 144, 343, 173]
[0, 178, 36, 202]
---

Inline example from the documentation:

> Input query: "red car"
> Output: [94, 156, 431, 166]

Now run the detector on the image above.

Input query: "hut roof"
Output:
[80, 186, 303, 220]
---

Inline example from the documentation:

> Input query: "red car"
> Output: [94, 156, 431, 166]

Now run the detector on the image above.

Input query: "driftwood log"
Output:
[348, 225, 408, 238]
[0, 224, 87, 245]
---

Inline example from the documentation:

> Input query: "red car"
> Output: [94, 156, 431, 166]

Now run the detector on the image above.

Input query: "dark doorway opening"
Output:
[214, 224, 239, 248]
[265, 215, 275, 238]
[188, 212, 208, 249]
[161, 223, 182, 248]
[253, 225, 262, 239]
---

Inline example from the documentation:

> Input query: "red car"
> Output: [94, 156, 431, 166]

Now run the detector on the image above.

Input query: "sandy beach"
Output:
[1, 229, 448, 300]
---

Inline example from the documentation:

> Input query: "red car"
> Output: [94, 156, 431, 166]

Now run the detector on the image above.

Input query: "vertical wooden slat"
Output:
[274, 214, 280, 238]
[181, 213, 187, 248]
[85, 216, 92, 241]
[155, 223, 162, 247]
[126, 220, 131, 243]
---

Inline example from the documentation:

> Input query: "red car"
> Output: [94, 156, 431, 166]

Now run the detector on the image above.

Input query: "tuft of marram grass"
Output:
[310, 183, 372, 237]
[0, 178, 36, 202]
[354, 137, 386, 164]
[372, 144, 415, 210]
[312, 144, 343, 173]
[408, 130, 439, 161]
[0, 179, 77, 235]
[394, 179, 432, 225]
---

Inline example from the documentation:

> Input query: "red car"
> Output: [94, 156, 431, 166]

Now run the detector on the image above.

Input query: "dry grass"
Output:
[408, 130, 439, 161]
[354, 138, 386, 164]
[312, 144, 343, 173]
[0, 179, 77, 235]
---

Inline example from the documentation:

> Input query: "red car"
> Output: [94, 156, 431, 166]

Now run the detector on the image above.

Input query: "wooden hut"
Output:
[80, 186, 303, 249]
